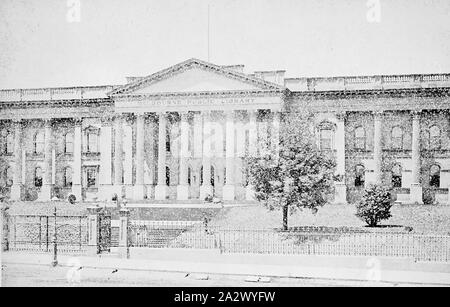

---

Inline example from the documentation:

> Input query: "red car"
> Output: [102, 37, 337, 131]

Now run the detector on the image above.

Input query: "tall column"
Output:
[113, 115, 124, 197]
[411, 110, 423, 204]
[246, 109, 258, 200]
[134, 113, 146, 200]
[71, 118, 83, 202]
[177, 112, 190, 200]
[200, 111, 213, 200]
[39, 119, 53, 201]
[223, 110, 236, 200]
[271, 110, 281, 157]
[10, 120, 22, 200]
[334, 112, 347, 204]
[155, 112, 168, 200]
[373, 111, 383, 185]
[123, 117, 133, 197]
[99, 117, 113, 201]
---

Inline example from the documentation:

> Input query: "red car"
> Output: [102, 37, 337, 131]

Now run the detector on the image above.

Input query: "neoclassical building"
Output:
[1, 58, 450, 204]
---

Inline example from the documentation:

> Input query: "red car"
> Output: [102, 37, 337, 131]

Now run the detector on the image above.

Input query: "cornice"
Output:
[113, 89, 287, 101]
[291, 87, 450, 99]
[0, 98, 113, 109]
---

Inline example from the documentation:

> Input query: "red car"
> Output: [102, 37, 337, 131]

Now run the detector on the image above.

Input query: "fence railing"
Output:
[5, 213, 88, 254]
[126, 222, 450, 262]
[4, 212, 450, 262]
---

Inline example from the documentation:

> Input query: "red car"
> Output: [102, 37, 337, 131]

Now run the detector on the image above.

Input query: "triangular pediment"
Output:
[109, 58, 285, 96]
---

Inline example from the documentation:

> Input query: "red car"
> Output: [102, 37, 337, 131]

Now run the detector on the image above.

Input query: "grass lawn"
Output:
[5, 201, 450, 235]
[210, 204, 450, 235]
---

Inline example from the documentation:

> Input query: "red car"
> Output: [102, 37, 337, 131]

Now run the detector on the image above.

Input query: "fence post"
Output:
[1, 202, 10, 252]
[118, 208, 130, 259]
[87, 206, 101, 256]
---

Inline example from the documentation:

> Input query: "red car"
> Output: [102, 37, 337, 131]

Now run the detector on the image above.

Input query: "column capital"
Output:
[100, 115, 115, 125]
[411, 109, 422, 119]
[224, 110, 236, 119]
[43, 118, 53, 127]
[336, 111, 347, 121]
[73, 117, 83, 126]
[373, 110, 384, 119]
[179, 111, 189, 120]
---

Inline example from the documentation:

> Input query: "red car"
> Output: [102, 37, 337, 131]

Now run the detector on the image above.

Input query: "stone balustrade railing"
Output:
[0, 85, 118, 102]
[284, 73, 450, 92]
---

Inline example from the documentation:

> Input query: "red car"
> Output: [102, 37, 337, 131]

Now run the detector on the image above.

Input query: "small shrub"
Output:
[67, 194, 76, 204]
[355, 185, 392, 227]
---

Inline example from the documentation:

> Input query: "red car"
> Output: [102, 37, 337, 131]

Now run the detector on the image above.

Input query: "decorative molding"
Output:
[108, 58, 287, 96]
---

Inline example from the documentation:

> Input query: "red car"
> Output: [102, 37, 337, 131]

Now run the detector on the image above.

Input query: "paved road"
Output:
[1, 262, 429, 287]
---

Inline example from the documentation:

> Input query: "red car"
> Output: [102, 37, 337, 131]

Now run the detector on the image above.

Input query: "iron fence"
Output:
[127, 222, 450, 262]
[6, 213, 88, 254]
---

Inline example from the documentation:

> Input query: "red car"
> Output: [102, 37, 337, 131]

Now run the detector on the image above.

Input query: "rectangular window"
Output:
[87, 168, 97, 188]
[320, 129, 333, 150]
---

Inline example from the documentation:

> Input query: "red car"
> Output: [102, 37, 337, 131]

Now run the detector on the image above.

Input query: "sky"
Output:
[0, 0, 449, 89]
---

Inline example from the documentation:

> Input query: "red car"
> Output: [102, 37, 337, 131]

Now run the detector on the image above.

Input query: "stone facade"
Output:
[1, 58, 450, 204]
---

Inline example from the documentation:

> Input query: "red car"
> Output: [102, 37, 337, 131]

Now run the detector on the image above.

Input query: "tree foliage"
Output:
[355, 184, 392, 227]
[245, 112, 338, 230]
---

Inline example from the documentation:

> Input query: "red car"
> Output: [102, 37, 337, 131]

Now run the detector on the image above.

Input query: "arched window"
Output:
[429, 125, 441, 150]
[166, 132, 171, 152]
[354, 126, 366, 150]
[391, 126, 403, 150]
[34, 131, 44, 154]
[4, 167, 13, 187]
[165, 166, 170, 186]
[355, 165, 365, 187]
[319, 128, 333, 151]
[210, 166, 215, 187]
[392, 164, 402, 188]
[64, 167, 72, 187]
[64, 132, 74, 153]
[34, 167, 43, 187]
[430, 164, 440, 188]
[86, 131, 98, 153]
[200, 166, 203, 185]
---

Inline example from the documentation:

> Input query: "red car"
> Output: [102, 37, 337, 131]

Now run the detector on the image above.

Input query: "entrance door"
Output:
[84, 166, 98, 200]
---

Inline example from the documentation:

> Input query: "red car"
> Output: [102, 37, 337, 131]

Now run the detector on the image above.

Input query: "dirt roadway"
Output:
[1, 263, 433, 287]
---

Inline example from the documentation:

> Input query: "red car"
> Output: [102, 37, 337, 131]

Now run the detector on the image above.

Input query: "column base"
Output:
[112, 185, 124, 199]
[155, 185, 168, 200]
[223, 185, 235, 201]
[333, 182, 347, 204]
[245, 185, 255, 201]
[86, 245, 98, 256]
[98, 184, 114, 201]
[410, 183, 423, 204]
[124, 185, 134, 199]
[71, 184, 83, 202]
[118, 246, 129, 259]
[133, 184, 147, 200]
[177, 185, 189, 200]
[10, 184, 21, 201]
[200, 185, 213, 200]
[38, 184, 52, 201]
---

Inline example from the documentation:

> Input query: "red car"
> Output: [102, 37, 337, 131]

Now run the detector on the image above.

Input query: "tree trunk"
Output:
[282, 205, 288, 231]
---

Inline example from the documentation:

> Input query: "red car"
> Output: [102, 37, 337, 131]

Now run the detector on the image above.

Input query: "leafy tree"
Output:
[355, 184, 392, 227]
[245, 112, 338, 230]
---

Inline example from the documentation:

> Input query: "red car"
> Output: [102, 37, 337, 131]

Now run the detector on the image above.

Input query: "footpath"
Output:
[2, 249, 450, 286]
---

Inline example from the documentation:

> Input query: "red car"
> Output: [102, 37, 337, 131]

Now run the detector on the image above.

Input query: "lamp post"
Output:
[51, 201, 58, 267]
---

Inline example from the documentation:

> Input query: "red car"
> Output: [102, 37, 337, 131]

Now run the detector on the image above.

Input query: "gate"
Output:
[98, 209, 111, 253]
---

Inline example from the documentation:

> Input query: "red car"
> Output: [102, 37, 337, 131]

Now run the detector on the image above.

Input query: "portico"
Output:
[1, 58, 450, 205]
